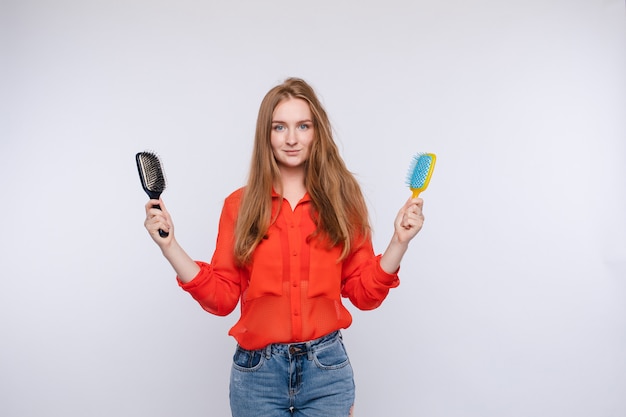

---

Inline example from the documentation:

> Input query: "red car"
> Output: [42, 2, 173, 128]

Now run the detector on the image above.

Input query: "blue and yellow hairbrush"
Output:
[406, 153, 436, 198]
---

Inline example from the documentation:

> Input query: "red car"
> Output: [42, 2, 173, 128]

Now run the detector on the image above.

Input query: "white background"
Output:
[1, 1, 625, 416]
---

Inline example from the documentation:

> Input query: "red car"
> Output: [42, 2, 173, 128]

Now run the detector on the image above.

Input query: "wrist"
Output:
[160, 238, 179, 258]
[380, 237, 409, 274]
[391, 231, 411, 247]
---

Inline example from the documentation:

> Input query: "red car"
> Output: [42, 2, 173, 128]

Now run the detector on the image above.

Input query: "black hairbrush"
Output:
[136, 151, 169, 238]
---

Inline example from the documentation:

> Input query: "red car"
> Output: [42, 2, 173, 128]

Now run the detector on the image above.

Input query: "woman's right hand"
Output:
[142, 198, 200, 282]
[144, 198, 174, 249]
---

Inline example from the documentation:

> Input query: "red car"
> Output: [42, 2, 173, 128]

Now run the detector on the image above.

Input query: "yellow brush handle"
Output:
[411, 189, 423, 198]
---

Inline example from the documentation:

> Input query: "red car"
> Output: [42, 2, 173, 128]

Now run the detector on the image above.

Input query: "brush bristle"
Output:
[136, 151, 166, 197]
[406, 153, 433, 189]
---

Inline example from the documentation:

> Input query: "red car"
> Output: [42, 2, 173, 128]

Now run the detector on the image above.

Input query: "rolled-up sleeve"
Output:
[177, 193, 243, 316]
[341, 238, 400, 310]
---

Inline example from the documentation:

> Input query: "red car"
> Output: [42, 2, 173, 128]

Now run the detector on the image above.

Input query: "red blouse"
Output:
[178, 188, 400, 350]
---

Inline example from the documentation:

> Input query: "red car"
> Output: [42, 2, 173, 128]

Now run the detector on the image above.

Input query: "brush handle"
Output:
[152, 203, 169, 238]
[411, 189, 422, 199]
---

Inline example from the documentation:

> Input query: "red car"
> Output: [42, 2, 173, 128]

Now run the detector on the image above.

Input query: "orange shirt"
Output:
[178, 188, 400, 350]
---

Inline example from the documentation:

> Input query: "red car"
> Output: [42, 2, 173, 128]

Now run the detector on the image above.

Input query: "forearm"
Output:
[379, 234, 409, 274]
[380, 196, 424, 273]
[161, 239, 201, 283]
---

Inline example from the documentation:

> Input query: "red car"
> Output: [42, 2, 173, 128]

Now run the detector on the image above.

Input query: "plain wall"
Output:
[1, 1, 625, 416]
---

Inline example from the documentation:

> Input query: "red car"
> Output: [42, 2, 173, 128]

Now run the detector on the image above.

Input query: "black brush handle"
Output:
[152, 203, 169, 238]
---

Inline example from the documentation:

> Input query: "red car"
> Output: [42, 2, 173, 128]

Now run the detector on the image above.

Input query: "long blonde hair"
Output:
[234, 78, 370, 265]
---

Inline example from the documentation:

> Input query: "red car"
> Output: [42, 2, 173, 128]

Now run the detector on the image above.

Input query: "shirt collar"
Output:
[271, 188, 311, 203]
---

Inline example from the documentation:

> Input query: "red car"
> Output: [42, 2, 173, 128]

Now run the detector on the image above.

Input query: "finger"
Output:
[145, 198, 168, 211]
[147, 203, 171, 223]
[403, 211, 425, 227]
[147, 218, 171, 237]
[145, 207, 169, 226]
[408, 209, 425, 222]
[400, 212, 416, 229]
[144, 217, 161, 233]
[408, 197, 423, 209]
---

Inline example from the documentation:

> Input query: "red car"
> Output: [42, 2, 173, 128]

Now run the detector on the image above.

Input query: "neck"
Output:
[276, 166, 306, 208]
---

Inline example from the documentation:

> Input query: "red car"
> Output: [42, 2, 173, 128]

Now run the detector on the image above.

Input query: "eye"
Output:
[297, 123, 311, 131]
[273, 124, 285, 132]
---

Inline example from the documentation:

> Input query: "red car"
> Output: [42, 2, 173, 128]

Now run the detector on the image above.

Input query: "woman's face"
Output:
[270, 98, 315, 172]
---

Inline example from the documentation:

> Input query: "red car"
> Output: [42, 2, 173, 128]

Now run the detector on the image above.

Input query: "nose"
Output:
[286, 129, 297, 145]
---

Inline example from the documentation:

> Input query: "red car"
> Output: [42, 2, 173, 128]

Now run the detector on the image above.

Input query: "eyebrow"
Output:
[271, 119, 313, 124]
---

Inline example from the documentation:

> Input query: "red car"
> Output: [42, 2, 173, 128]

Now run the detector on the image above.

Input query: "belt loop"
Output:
[305, 341, 313, 361]
[265, 344, 272, 359]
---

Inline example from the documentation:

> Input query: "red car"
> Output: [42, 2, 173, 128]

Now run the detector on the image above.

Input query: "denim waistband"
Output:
[263, 331, 341, 359]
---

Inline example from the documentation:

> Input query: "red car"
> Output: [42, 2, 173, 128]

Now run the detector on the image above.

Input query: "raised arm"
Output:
[379, 197, 425, 274]
[144, 198, 200, 283]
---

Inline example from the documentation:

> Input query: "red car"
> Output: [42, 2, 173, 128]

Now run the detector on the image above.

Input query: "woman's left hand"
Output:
[380, 197, 426, 274]
[393, 197, 425, 244]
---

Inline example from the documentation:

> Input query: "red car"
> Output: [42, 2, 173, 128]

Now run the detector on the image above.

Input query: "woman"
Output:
[144, 78, 425, 417]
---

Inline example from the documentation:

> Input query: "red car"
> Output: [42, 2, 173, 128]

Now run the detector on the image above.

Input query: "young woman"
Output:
[143, 78, 425, 417]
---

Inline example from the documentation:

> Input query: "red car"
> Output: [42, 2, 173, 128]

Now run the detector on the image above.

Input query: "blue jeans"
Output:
[229, 331, 355, 417]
